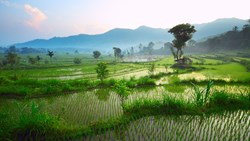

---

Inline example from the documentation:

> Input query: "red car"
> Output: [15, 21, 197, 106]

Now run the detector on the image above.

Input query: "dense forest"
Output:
[195, 21, 250, 52]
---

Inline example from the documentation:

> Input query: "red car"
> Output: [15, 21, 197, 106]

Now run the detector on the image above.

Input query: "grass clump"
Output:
[164, 84, 185, 93]
[137, 76, 155, 86]
[12, 102, 65, 140]
[191, 80, 213, 107]
[209, 91, 250, 110]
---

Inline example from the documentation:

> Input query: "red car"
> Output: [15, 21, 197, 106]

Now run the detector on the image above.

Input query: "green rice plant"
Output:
[191, 80, 213, 107]
[126, 76, 137, 87]
[210, 91, 229, 107]
[0, 110, 15, 140]
[13, 102, 63, 140]
[0, 85, 31, 96]
[164, 84, 185, 93]
[210, 90, 250, 109]
[0, 76, 12, 85]
[137, 76, 155, 86]
[168, 75, 181, 84]
[95, 88, 111, 101]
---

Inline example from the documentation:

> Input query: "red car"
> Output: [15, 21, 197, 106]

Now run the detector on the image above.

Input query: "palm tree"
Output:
[47, 51, 54, 63]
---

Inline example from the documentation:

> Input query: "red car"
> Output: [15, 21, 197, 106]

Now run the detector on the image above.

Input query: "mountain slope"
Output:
[16, 18, 248, 51]
[194, 18, 247, 40]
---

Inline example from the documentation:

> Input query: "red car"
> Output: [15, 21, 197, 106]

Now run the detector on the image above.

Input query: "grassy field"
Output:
[0, 52, 250, 140]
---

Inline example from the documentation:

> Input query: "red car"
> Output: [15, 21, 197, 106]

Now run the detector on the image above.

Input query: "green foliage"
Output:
[114, 80, 130, 109]
[164, 84, 185, 93]
[5, 52, 21, 66]
[0, 110, 15, 140]
[114, 81, 130, 98]
[47, 50, 54, 63]
[28, 56, 37, 65]
[199, 22, 250, 51]
[96, 62, 109, 82]
[95, 88, 110, 101]
[137, 76, 155, 86]
[113, 47, 122, 60]
[168, 23, 196, 60]
[148, 63, 155, 76]
[13, 102, 62, 140]
[209, 91, 250, 109]
[93, 51, 101, 59]
[73, 57, 81, 64]
[239, 59, 250, 71]
[191, 81, 213, 107]
[168, 75, 181, 84]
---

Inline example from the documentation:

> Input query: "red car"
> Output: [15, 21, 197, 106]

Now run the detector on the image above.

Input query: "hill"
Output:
[194, 22, 250, 52]
[15, 18, 248, 52]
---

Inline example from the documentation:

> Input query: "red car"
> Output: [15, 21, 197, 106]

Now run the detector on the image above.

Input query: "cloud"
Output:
[0, 0, 20, 8]
[24, 4, 47, 30]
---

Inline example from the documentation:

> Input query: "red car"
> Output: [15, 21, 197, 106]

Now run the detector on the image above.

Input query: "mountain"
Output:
[193, 18, 247, 40]
[16, 26, 172, 52]
[15, 18, 248, 52]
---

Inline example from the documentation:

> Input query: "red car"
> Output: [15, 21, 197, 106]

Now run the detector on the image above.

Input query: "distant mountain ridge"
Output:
[15, 18, 248, 51]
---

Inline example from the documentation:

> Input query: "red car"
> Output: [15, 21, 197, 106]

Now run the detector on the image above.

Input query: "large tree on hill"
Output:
[168, 23, 196, 61]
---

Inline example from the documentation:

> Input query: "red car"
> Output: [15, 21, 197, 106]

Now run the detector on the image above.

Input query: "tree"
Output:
[148, 42, 154, 55]
[73, 58, 81, 64]
[168, 23, 196, 61]
[114, 80, 130, 110]
[36, 55, 41, 64]
[113, 47, 122, 60]
[5, 52, 20, 66]
[93, 51, 101, 59]
[232, 26, 238, 32]
[96, 62, 109, 82]
[138, 43, 143, 53]
[47, 51, 54, 62]
[7, 45, 17, 53]
[148, 63, 155, 76]
[28, 56, 37, 65]
[130, 46, 134, 56]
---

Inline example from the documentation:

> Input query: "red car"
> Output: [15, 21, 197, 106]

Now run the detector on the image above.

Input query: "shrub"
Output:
[73, 58, 81, 64]
[137, 76, 155, 86]
[168, 75, 180, 84]
[13, 102, 62, 140]
[96, 62, 109, 82]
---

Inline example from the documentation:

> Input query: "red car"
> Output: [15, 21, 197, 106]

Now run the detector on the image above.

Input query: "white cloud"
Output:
[24, 4, 47, 30]
[0, 0, 20, 8]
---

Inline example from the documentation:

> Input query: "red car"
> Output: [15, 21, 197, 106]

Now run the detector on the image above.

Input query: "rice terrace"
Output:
[0, 0, 250, 141]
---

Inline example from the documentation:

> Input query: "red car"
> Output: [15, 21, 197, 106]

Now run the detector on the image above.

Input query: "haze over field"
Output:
[0, 0, 249, 46]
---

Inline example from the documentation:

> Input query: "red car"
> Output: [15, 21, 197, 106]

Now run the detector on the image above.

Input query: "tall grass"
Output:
[191, 80, 213, 107]
[12, 102, 63, 140]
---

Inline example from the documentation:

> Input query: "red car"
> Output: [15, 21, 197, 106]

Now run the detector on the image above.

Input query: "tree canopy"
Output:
[168, 23, 196, 61]
[93, 51, 101, 59]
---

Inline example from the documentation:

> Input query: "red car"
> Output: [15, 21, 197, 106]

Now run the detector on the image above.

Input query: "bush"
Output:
[73, 58, 81, 64]
[168, 75, 180, 84]
[13, 102, 62, 140]
[137, 76, 155, 86]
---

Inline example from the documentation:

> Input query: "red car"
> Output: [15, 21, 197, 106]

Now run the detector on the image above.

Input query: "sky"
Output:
[0, 0, 249, 45]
